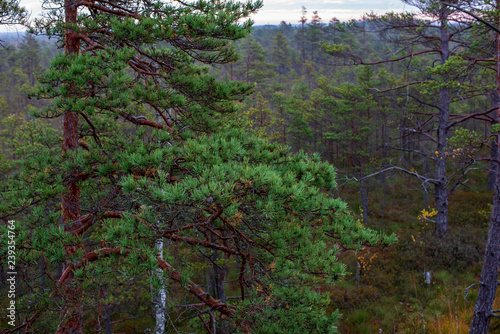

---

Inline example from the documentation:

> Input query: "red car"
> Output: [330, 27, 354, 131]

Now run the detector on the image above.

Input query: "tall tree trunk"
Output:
[209, 233, 225, 302]
[380, 171, 387, 227]
[153, 125, 166, 334]
[58, 0, 82, 332]
[104, 306, 113, 334]
[489, 92, 499, 190]
[434, 7, 450, 237]
[469, 181, 500, 334]
[469, 156, 500, 333]
[469, 22, 500, 334]
[488, 138, 498, 191]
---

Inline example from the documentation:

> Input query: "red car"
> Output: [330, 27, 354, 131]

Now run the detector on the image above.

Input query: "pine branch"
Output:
[350, 166, 439, 185]
[0, 312, 41, 334]
[157, 258, 235, 316]
[440, 2, 500, 34]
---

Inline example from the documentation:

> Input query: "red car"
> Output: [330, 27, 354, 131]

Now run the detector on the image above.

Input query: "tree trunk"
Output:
[469, 158, 500, 333]
[489, 92, 499, 190]
[380, 171, 386, 226]
[423, 156, 430, 207]
[469, 21, 500, 333]
[58, 0, 82, 332]
[154, 238, 166, 334]
[104, 309, 113, 334]
[434, 7, 450, 237]
[209, 233, 225, 302]
[489, 134, 498, 191]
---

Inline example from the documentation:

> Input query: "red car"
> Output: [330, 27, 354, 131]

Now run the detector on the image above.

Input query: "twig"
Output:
[464, 282, 482, 303]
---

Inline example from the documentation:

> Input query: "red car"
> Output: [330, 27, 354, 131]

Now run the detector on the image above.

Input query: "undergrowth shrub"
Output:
[448, 190, 492, 227]
[330, 284, 379, 310]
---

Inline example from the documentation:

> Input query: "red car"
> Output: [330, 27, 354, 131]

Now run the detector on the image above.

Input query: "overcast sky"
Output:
[253, 0, 407, 25]
[1, 0, 409, 33]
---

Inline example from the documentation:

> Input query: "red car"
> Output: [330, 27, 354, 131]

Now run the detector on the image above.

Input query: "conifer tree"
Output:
[299, 6, 307, 65]
[235, 37, 275, 85]
[440, 1, 500, 331]
[0, 0, 395, 333]
[18, 33, 42, 85]
[306, 11, 324, 61]
[271, 30, 291, 76]
[324, 0, 478, 236]
[0, 0, 26, 25]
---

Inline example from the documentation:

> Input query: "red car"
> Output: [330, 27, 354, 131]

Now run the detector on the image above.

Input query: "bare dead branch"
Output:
[441, 2, 500, 34]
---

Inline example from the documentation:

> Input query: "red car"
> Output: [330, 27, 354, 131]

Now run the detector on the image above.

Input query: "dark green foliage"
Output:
[3, 2, 498, 331]
[1, 118, 395, 331]
[0, 1, 399, 332]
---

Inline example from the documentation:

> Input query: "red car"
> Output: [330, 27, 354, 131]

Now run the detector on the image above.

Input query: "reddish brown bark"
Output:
[121, 113, 167, 129]
[76, 0, 139, 18]
[58, 0, 82, 332]
[157, 258, 234, 317]
[62, 107, 80, 223]
[58, 248, 124, 285]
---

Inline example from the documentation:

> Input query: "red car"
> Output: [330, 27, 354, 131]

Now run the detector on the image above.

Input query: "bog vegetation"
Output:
[0, 0, 500, 333]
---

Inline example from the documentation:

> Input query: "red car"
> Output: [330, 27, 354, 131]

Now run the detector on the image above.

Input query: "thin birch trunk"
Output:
[154, 237, 166, 334]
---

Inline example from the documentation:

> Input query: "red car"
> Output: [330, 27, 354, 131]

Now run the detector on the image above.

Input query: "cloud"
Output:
[0, 0, 408, 32]
[251, 0, 407, 25]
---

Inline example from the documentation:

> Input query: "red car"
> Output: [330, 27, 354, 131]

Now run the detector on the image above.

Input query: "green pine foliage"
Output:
[0, 0, 27, 26]
[4, 2, 497, 331]
[0, 0, 396, 332]
[1, 118, 395, 331]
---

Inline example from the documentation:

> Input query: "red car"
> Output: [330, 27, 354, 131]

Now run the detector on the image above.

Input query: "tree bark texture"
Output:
[155, 238, 166, 334]
[434, 7, 450, 237]
[489, 91, 499, 190]
[469, 19, 500, 333]
[58, 0, 82, 332]
[469, 163, 500, 333]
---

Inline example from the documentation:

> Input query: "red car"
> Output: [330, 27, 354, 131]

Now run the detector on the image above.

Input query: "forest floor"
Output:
[333, 170, 500, 333]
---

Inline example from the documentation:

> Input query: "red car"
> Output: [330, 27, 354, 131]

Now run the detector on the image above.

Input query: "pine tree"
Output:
[299, 6, 308, 65]
[0, 0, 26, 25]
[306, 11, 324, 61]
[18, 33, 42, 85]
[439, 1, 500, 331]
[271, 30, 291, 76]
[323, 0, 478, 236]
[0, 0, 396, 333]
[235, 37, 275, 85]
